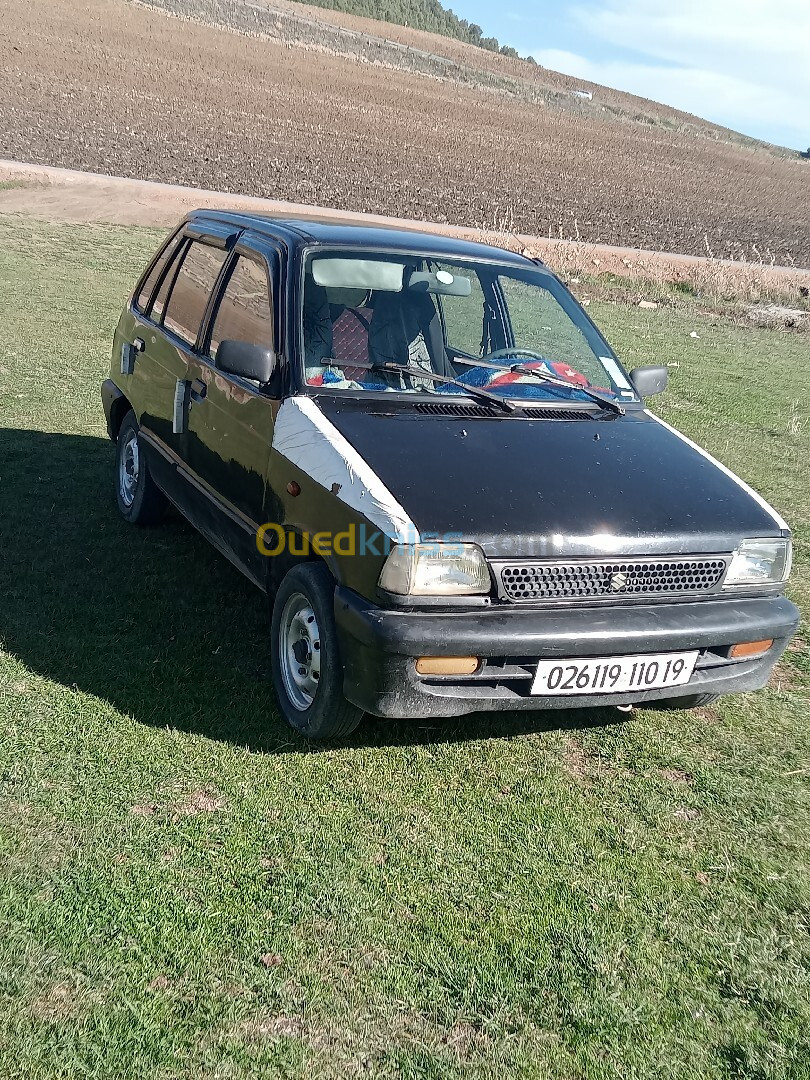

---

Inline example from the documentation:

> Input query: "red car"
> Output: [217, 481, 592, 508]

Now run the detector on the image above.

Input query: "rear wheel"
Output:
[649, 693, 720, 711]
[270, 562, 364, 739]
[115, 411, 167, 525]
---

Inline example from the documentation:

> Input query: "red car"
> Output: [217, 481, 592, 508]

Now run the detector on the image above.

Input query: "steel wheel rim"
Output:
[119, 429, 139, 508]
[278, 591, 322, 711]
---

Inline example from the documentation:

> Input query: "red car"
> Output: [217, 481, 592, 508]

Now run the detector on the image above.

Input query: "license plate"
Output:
[531, 651, 698, 696]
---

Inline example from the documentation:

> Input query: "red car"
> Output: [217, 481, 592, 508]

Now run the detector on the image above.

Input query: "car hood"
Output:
[317, 400, 785, 558]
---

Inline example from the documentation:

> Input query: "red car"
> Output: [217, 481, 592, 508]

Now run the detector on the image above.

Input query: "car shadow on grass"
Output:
[0, 428, 624, 752]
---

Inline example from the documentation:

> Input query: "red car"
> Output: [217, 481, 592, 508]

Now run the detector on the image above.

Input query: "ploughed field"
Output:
[1, 213, 809, 1078]
[2, 0, 809, 264]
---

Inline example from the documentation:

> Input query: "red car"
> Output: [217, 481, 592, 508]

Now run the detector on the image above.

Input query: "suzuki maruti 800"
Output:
[103, 213, 799, 738]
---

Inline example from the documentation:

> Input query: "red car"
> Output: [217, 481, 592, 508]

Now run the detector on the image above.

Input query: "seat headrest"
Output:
[325, 287, 368, 309]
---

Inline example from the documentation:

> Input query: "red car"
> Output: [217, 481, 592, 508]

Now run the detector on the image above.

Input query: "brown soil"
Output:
[2, 0, 808, 265]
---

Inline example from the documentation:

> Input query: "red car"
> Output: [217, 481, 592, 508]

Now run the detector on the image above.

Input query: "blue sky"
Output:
[449, 0, 809, 150]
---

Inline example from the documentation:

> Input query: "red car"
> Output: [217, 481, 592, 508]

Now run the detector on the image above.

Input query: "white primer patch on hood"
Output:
[272, 396, 419, 542]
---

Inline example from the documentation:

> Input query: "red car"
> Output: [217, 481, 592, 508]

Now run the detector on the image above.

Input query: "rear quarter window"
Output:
[134, 231, 184, 314]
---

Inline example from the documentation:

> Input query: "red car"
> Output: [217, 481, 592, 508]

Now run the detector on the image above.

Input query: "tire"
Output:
[115, 410, 167, 525]
[649, 693, 720, 711]
[270, 562, 364, 739]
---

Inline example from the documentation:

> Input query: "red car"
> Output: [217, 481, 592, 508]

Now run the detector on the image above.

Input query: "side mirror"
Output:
[216, 339, 277, 386]
[629, 365, 668, 398]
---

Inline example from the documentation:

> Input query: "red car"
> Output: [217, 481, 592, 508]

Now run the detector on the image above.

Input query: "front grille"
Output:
[497, 557, 728, 602]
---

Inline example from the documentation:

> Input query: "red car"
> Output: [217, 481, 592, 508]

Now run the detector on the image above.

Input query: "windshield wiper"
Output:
[319, 360, 518, 414]
[461, 357, 625, 415]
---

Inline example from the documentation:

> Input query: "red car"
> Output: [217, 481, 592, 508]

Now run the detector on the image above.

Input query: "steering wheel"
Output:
[484, 347, 547, 363]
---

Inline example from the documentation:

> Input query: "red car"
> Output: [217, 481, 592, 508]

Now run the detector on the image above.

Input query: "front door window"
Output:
[207, 255, 274, 364]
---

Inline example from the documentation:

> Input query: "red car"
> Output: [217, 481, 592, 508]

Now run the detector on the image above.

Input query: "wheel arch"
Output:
[265, 531, 336, 599]
[102, 379, 134, 443]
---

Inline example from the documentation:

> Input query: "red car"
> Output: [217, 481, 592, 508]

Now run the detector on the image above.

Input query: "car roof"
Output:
[185, 209, 541, 269]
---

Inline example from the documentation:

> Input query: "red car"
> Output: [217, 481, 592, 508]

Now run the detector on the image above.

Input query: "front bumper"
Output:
[334, 589, 800, 718]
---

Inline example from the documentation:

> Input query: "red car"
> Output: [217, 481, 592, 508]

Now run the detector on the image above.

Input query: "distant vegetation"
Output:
[298, 0, 528, 58]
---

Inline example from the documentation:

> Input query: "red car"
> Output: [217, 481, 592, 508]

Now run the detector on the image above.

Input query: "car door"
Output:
[182, 240, 282, 588]
[137, 227, 236, 511]
[124, 228, 189, 500]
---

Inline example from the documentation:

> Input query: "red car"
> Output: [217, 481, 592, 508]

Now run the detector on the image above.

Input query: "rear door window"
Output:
[207, 254, 274, 362]
[162, 241, 229, 348]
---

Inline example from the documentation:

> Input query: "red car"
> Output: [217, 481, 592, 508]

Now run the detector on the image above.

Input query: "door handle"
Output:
[190, 378, 207, 403]
[121, 337, 145, 375]
[173, 379, 189, 434]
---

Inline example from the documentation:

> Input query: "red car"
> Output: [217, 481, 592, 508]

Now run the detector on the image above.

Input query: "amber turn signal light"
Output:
[415, 656, 480, 676]
[729, 639, 774, 659]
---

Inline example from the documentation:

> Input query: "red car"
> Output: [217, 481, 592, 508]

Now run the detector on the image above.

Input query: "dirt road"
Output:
[4, 161, 809, 305]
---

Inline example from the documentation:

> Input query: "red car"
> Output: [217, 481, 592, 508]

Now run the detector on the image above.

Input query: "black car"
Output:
[103, 212, 799, 738]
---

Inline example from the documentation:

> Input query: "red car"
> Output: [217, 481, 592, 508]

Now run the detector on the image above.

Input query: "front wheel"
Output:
[270, 562, 364, 739]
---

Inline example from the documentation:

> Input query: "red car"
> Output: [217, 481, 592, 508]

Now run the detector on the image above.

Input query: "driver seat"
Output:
[368, 291, 454, 379]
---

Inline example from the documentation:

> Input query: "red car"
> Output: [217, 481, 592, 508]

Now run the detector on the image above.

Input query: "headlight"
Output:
[378, 543, 491, 596]
[723, 538, 792, 587]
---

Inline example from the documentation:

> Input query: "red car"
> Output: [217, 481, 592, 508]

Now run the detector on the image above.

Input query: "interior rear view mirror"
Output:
[217, 340, 277, 386]
[629, 365, 668, 398]
[407, 270, 472, 296]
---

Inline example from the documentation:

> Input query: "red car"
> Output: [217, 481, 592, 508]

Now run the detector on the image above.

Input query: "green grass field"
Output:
[0, 214, 808, 1079]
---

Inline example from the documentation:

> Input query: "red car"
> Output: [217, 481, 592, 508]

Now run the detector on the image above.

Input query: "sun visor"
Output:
[311, 258, 404, 292]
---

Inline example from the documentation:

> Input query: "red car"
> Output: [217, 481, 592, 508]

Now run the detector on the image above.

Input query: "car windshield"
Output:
[301, 250, 637, 404]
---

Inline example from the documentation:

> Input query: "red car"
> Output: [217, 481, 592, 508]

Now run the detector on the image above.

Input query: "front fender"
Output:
[101, 379, 129, 442]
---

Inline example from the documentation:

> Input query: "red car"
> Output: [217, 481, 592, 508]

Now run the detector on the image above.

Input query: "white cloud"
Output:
[532, 1, 810, 148]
